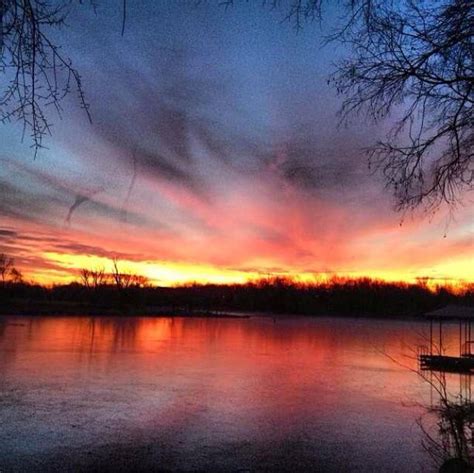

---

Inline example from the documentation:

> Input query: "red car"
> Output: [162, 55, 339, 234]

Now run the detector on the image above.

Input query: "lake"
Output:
[0, 315, 461, 472]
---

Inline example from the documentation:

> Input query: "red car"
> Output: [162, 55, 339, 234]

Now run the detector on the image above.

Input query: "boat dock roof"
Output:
[425, 305, 474, 320]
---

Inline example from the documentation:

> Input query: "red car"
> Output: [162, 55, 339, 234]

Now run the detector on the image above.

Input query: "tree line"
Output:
[0, 253, 473, 317]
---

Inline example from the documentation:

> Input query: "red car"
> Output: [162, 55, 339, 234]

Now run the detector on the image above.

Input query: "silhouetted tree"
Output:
[0, 252, 14, 285]
[129, 274, 149, 288]
[0, 253, 24, 286]
[79, 268, 93, 288]
[111, 258, 149, 291]
[331, 0, 473, 211]
[111, 258, 132, 292]
[9, 267, 23, 283]
[90, 266, 107, 287]
[80, 266, 106, 289]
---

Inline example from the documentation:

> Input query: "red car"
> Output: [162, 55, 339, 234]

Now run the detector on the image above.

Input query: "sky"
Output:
[0, 1, 472, 286]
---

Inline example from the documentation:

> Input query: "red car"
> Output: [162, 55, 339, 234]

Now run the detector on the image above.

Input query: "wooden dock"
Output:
[418, 305, 474, 374]
[420, 354, 474, 373]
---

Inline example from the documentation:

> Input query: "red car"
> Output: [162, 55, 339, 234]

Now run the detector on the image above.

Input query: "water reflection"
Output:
[0, 315, 454, 471]
[418, 362, 474, 472]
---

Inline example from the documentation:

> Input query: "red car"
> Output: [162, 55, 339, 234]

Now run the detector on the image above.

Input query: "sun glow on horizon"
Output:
[0, 0, 473, 305]
[20, 250, 473, 289]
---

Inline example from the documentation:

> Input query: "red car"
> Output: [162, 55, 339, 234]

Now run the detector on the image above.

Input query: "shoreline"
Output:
[0, 307, 431, 322]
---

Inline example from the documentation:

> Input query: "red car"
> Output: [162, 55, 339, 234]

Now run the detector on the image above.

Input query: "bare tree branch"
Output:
[218, 0, 473, 211]
[331, 0, 473, 211]
[0, 0, 91, 156]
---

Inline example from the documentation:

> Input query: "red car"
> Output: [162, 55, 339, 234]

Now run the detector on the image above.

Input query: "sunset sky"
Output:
[0, 1, 472, 286]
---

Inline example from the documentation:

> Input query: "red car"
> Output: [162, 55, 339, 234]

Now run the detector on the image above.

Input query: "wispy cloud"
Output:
[0, 1, 472, 284]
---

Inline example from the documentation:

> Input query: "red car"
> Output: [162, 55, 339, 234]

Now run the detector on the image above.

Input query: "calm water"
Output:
[0, 315, 460, 472]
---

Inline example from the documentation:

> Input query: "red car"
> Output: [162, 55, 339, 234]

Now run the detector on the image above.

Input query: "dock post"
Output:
[470, 320, 472, 356]
[430, 319, 433, 355]
[460, 320, 462, 356]
[464, 320, 467, 355]
[439, 320, 443, 355]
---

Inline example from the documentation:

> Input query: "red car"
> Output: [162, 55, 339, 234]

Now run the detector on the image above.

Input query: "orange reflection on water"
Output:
[0, 316, 431, 395]
[1, 315, 452, 470]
